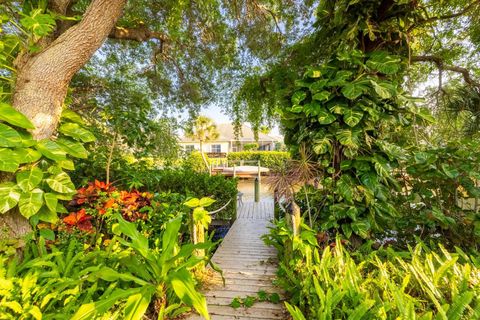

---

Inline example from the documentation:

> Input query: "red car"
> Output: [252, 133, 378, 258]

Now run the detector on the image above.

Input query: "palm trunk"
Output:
[199, 141, 210, 174]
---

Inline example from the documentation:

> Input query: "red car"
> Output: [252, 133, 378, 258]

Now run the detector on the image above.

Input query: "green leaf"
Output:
[46, 172, 75, 194]
[61, 109, 85, 124]
[72, 288, 140, 320]
[169, 268, 210, 320]
[318, 109, 336, 124]
[230, 298, 242, 309]
[343, 108, 363, 127]
[13, 148, 42, 163]
[336, 129, 360, 148]
[58, 159, 75, 170]
[58, 123, 95, 143]
[268, 293, 281, 304]
[37, 205, 58, 223]
[124, 286, 155, 320]
[291, 91, 307, 105]
[56, 137, 88, 159]
[36, 140, 67, 161]
[370, 80, 392, 99]
[19, 188, 44, 218]
[351, 220, 371, 238]
[0, 182, 21, 214]
[366, 51, 402, 74]
[184, 198, 200, 208]
[0, 123, 22, 147]
[0, 103, 35, 129]
[39, 228, 55, 241]
[0, 148, 20, 172]
[313, 137, 332, 155]
[16, 167, 43, 192]
[44, 193, 58, 212]
[199, 197, 215, 207]
[312, 91, 331, 102]
[342, 83, 366, 100]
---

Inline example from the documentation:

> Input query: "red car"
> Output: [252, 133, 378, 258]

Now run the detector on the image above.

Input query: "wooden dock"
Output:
[187, 199, 286, 320]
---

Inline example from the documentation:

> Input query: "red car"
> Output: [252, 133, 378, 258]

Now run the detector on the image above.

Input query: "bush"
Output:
[227, 151, 290, 168]
[182, 151, 210, 172]
[135, 169, 238, 220]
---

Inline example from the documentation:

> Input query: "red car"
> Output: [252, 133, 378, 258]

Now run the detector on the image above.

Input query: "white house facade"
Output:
[179, 123, 282, 156]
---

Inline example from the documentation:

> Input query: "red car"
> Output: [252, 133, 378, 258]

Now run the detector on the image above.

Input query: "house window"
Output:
[185, 145, 195, 153]
[211, 144, 221, 153]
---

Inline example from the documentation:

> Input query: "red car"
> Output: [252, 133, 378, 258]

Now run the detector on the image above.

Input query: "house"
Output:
[179, 123, 283, 156]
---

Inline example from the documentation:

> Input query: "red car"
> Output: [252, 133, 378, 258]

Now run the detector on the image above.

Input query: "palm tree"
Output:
[185, 116, 219, 173]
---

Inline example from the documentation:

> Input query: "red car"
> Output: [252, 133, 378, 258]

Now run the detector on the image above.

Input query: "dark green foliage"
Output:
[227, 151, 290, 168]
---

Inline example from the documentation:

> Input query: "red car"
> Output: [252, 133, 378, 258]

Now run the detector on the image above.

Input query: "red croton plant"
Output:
[62, 180, 154, 233]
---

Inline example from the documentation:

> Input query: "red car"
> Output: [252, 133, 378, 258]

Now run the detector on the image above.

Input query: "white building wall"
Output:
[179, 142, 230, 153]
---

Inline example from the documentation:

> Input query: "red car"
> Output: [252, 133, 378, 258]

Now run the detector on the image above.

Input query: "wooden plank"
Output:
[186, 198, 284, 320]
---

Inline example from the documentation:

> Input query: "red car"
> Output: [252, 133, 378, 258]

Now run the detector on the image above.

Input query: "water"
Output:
[236, 178, 273, 201]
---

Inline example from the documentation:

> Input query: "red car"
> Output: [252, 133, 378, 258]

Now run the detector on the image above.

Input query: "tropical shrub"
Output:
[1, 214, 213, 320]
[227, 151, 290, 168]
[242, 143, 259, 151]
[265, 220, 480, 320]
[0, 105, 93, 236]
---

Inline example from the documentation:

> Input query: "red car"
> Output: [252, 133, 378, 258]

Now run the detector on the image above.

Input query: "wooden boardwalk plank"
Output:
[186, 199, 286, 320]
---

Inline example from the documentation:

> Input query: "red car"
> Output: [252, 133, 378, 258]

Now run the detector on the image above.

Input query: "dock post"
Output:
[257, 160, 261, 182]
[254, 177, 260, 203]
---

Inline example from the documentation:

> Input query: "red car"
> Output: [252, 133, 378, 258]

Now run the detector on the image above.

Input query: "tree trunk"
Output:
[4, 0, 127, 240]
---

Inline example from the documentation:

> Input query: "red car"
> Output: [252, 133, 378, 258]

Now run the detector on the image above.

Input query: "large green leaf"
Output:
[366, 51, 402, 75]
[0, 123, 22, 147]
[312, 91, 331, 102]
[291, 91, 307, 105]
[343, 108, 363, 127]
[336, 129, 360, 148]
[16, 167, 43, 192]
[313, 137, 332, 155]
[13, 148, 42, 163]
[341, 83, 366, 100]
[18, 188, 44, 218]
[169, 268, 210, 320]
[0, 182, 21, 214]
[0, 148, 20, 172]
[318, 109, 336, 124]
[58, 123, 96, 143]
[113, 214, 151, 260]
[0, 102, 35, 129]
[370, 80, 393, 99]
[124, 286, 155, 320]
[37, 206, 58, 223]
[56, 137, 88, 159]
[351, 220, 371, 238]
[36, 140, 67, 161]
[44, 193, 58, 212]
[45, 172, 75, 194]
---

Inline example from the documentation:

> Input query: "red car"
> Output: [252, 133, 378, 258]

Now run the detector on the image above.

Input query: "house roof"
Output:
[180, 123, 282, 143]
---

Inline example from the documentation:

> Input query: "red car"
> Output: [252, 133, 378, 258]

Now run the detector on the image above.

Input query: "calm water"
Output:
[236, 178, 273, 201]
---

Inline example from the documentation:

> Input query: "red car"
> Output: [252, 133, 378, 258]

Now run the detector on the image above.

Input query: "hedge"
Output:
[139, 169, 237, 220]
[227, 151, 290, 168]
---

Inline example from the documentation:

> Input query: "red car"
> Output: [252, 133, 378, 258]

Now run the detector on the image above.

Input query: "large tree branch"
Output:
[411, 55, 480, 88]
[109, 25, 168, 42]
[408, 0, 480, 33]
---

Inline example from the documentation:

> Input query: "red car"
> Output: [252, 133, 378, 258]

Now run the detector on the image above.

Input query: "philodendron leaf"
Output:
[0, 123, 22, 147]
[37, 206, 58, 223]
[19, 188, 44, 218]
[44, 193, 58, 212]
[0, 182, 21, 214]
[36, 140, 67, 161]
[0, 148, 20, 172]
[13, 148, 42, 163]
[56, 137, 88, 159]
[0, 102, 35, 129]
[58, 123, 96, 143]
[45, 172, 75, 194]
[16, 167, 43, 192]
[351, 220, 371, 239]
[318, 109, 336, 125]
[343, 108, 363, 127]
